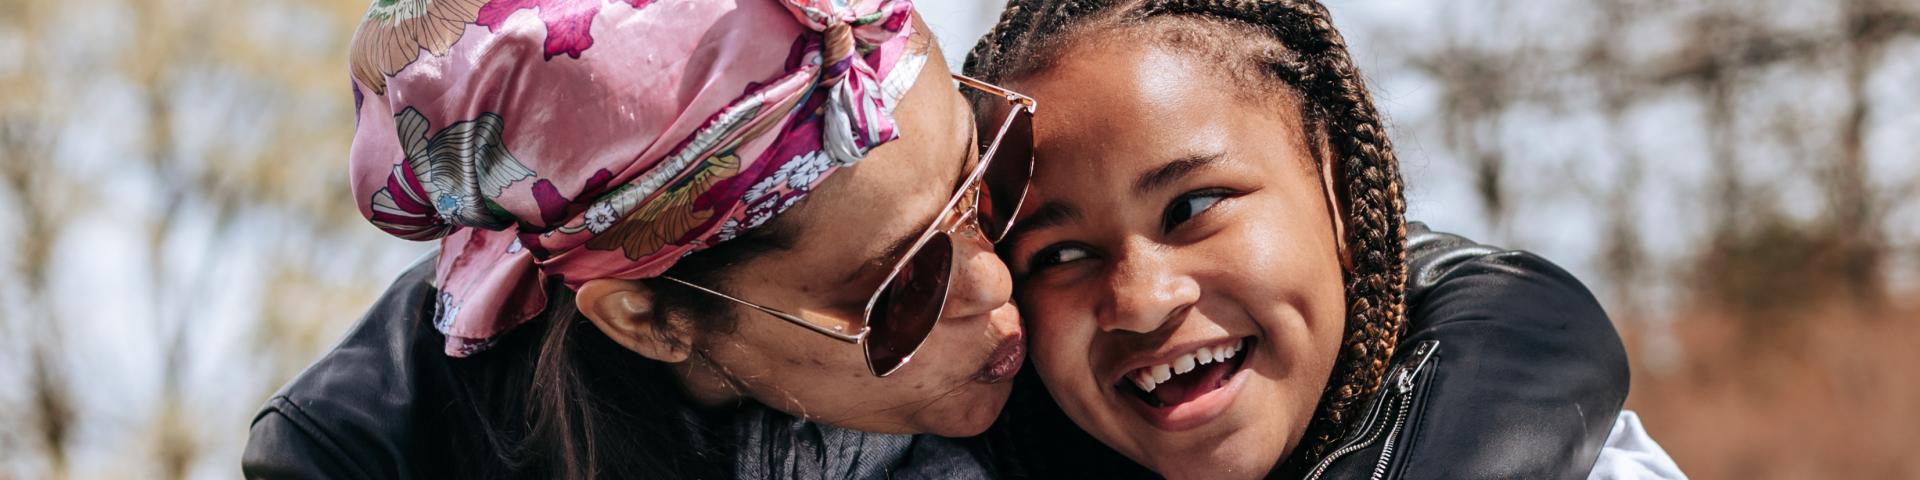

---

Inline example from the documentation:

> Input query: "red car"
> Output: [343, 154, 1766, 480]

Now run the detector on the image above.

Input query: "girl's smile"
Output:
[1113, 336, 1255, 431]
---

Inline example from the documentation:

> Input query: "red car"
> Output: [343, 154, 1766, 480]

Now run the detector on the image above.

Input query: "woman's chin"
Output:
[922, 381, 1014, 437]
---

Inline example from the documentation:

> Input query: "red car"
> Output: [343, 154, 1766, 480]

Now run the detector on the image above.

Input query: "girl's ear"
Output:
[576, 278, 694, 363]
[1314, 133, 1352, 272]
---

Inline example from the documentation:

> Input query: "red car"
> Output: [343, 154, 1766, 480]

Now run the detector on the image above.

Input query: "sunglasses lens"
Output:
[866, 232, 955, 376]
[979, 109, 1034, 242]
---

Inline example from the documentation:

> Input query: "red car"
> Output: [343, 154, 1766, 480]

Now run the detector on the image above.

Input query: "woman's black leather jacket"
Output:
[241, 223, 1628, 479]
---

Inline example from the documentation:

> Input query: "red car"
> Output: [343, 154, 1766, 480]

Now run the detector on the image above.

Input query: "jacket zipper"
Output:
[1302, 340, 1438, 480]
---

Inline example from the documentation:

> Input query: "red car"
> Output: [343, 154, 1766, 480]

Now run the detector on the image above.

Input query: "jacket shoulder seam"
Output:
[254, 396, 379, 480]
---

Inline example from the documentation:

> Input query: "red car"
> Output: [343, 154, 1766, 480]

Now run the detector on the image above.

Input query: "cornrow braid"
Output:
[964, 0, 1122, 83]
[968, 0, 1409, 470]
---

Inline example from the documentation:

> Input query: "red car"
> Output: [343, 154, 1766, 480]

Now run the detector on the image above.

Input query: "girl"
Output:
[246, 0, 1042, 478]
[964, 0, 1681, 478]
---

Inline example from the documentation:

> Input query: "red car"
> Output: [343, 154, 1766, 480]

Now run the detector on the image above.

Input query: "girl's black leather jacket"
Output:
[987, 223, 1629, 480]
[1301, 223, 1629, 479]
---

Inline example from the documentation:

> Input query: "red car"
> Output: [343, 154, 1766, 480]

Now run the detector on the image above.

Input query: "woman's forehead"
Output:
[760, 66, 971, 285]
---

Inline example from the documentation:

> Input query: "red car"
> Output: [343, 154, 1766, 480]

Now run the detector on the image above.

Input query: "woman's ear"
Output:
[576, 278, 694, 363]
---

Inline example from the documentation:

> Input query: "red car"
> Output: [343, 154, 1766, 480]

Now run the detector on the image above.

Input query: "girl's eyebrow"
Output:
[1134, 151, 1226, 195]
[1001, 200, 1081, 248]
[1001, 151, 1225, 248]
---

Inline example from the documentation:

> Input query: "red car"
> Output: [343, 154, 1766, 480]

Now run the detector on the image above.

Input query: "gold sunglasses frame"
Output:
[664, 74, 1036, 377]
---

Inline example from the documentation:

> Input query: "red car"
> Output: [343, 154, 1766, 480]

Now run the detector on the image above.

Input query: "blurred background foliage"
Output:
[0, 0, 1914, 478]
[2, 0, 424, 477]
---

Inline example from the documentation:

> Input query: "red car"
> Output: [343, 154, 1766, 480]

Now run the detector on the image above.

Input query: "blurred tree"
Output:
[1, 0, 419, 477]
[1366, 3, 1920, 474]
[1388, 0, 1919, 320]
[2, 0, 77, 476]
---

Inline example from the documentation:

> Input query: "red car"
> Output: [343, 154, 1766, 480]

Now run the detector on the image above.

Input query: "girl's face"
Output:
[998, 41, 1348, 478]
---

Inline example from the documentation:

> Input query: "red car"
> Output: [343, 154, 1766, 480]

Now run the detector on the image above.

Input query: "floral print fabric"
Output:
[350, 0, 488, 95]
[347, 0, 926, 356]
[474, 0, 657, 59]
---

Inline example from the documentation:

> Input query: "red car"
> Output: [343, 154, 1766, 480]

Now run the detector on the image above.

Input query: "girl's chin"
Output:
[1140, 448, 1277, 480]
[1111, 393, 1295, 479]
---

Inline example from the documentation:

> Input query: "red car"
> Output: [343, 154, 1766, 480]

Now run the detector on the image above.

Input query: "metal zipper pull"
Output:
[1304, 340, 1440, 480]
[1395, 341, 1438, 394]
[1371, 340, 1438, 480]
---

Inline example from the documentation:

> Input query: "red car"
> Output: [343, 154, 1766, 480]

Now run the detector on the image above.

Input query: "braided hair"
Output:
[967, 0, 1408, 471]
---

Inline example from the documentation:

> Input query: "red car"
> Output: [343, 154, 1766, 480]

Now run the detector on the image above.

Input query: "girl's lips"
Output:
[1125, 362, 1250, 431]
[1118, 337, 1255, 432]
[1108, 337, 1247, 387]
[973, 334, 1026, 383]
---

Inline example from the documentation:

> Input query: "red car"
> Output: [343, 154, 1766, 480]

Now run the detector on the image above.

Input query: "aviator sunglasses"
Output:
[665, 74, 1036, 377]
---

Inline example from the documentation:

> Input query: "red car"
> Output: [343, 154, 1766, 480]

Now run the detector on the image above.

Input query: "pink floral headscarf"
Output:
[347, 0, 929, 356]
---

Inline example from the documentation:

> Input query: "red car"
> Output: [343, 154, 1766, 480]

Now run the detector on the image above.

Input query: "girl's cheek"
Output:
[1034, 323, 1081, 375]
[1029, 303, 1090, 383]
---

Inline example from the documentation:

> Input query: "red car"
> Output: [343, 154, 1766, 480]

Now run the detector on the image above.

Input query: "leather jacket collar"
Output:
[1300, 223, 1630, 479]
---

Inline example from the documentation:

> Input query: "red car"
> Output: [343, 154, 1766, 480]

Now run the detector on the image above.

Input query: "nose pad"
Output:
[954, 212, 986, 241]
[1098, 251, 1200, 334]
[939, 227, 1014, 321]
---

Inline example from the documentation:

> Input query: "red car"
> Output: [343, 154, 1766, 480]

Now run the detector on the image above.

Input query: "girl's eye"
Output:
[1025, 244, 1092, 272]
[1162, 190, 1229, 232]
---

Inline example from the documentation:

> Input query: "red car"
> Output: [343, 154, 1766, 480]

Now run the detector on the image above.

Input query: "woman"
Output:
[964, 0, 1682, 478]
[244, 0, 1041, 477]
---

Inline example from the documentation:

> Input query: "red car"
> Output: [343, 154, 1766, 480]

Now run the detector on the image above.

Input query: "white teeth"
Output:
[1132, 372, 1155, 393]
[1126, 339, 1252, 394]
[1173, 354, 1197, 374]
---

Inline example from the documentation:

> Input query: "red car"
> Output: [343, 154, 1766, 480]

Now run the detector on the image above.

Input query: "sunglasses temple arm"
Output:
[977, 106, 1033, 244]
[934, 107, 1027, 227]
[660, 276, 864, 344]
[953, 74, 1037, 110]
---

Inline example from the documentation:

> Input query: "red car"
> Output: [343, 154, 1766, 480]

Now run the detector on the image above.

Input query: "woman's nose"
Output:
[940, 229, 1015, 321]
[1097, 246, 1200, 334]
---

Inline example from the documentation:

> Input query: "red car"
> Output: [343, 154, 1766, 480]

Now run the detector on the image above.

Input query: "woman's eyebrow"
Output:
[1134, 151, 1226, 195]
[840, 225, 924, 287]
[951, 124, 979, 194]
[838, 125, 977, 287]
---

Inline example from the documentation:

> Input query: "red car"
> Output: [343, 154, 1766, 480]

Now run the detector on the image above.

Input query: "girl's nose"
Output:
[1097, 246, 1200, 334]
